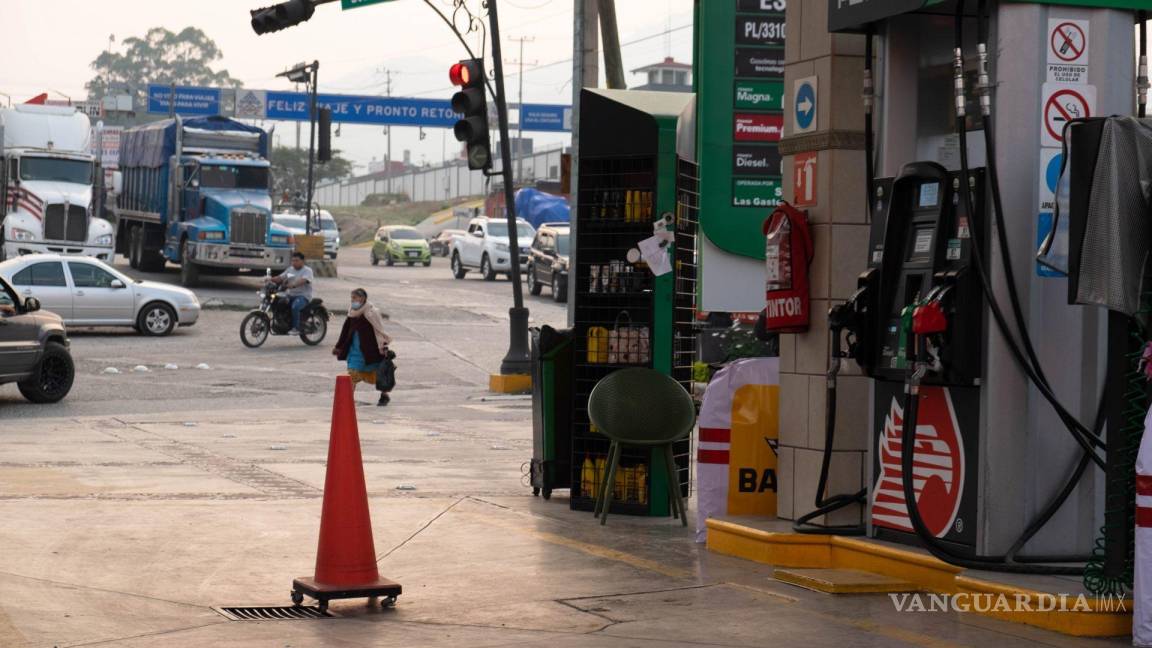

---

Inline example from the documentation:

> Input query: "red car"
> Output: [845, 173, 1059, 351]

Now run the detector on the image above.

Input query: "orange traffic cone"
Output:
[291, 375, 402, 612]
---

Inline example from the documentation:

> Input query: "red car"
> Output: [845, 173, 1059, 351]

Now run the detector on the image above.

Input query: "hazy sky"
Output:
[1, 0, 695, 172]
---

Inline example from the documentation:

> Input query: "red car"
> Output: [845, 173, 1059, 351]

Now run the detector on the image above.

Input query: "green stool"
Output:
[588, 368, 695, 526]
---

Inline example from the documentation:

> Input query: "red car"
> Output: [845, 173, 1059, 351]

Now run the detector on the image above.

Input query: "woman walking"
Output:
[333, 288, 393, 406]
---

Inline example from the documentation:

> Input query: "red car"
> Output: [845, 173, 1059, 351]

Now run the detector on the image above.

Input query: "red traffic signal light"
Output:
[449, 58, 491, 171]
[449, 60, 483, 87]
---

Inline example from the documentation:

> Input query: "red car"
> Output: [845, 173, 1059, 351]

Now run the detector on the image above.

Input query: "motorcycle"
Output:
[240, 273, 329, 348]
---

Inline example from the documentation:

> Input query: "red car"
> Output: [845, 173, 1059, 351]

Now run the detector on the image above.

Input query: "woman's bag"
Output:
[376, 348, 397, 391]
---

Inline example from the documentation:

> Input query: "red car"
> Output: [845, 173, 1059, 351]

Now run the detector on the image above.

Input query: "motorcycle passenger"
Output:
[333, 288, 393, 406]
[271, 252, 314, 334]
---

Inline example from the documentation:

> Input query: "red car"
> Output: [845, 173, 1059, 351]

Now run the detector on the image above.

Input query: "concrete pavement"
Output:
[0, 249, 1130, 647]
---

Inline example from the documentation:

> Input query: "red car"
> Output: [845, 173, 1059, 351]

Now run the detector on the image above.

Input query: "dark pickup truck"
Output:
[0, 275, 74, 403]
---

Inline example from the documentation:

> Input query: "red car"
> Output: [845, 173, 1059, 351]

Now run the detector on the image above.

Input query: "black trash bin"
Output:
[530, 325, 574, 500]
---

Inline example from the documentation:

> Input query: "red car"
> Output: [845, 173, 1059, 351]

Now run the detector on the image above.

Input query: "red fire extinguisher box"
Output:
[762, 202, 813, 333]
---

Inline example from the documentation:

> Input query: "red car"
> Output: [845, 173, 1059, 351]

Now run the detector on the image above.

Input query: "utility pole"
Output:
[569, 0, 599, 319]
[377, 66, 397, 194]
[294, 82, 301, 150]
[506, 36, 536, 186]
[597, 0, 626, 89]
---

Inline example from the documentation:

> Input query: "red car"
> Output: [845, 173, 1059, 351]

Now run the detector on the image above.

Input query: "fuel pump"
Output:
[810, 0, 1143, 577]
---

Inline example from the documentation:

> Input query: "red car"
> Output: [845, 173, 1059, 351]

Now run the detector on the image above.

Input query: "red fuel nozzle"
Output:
[913, 300, 948, 335]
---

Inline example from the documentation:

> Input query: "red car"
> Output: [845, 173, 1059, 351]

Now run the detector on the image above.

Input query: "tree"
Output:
[87, 27, 238, 103]
[270, 146, 355, 199]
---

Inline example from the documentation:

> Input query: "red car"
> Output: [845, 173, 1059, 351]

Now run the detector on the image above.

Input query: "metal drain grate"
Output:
[214, 606, 335, 621]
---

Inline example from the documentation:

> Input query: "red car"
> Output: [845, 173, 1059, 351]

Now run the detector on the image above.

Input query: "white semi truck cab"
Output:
[0, 104, 114, 262]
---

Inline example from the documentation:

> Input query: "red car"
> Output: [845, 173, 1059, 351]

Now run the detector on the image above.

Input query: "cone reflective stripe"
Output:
[314, 375, 380, 586]
[694, 358, 780, 543]
[1135, 407, 1152, 646]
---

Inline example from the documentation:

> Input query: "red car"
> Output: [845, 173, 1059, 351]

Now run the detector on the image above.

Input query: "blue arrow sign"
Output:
[794, 81, 816, 131]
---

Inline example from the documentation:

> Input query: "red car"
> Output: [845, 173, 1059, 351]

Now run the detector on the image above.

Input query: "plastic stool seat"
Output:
[587, 368, 695, 526]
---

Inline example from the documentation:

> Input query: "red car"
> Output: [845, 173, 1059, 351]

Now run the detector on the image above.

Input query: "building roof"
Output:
[630, 56, 693, 74]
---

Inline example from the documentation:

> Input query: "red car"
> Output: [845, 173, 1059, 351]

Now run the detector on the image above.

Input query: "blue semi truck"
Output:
[111, 116, 293, 286]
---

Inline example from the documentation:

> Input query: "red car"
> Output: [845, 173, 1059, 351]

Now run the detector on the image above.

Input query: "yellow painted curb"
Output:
[489, 373, 531, 394]
[705, 519, 1130, 637]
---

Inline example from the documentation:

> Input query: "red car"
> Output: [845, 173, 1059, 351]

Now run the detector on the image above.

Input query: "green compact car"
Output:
[370, 226, 432, 267]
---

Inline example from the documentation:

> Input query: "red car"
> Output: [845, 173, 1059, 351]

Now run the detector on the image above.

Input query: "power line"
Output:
[400, 23, 692, 98]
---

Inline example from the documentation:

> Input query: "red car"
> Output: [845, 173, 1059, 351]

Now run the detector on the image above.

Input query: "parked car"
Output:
[0, 255, 200, 336]
[450, 217, 536, 281]
[271, 210, 341, 259]
[430, 229, 465, 257]
[371, 226, 432, 267]
[0, 276, 74, 403]
[527, 223, 570, 302]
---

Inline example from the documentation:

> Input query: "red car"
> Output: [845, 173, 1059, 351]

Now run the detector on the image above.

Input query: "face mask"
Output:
[351, 301, 363, 310]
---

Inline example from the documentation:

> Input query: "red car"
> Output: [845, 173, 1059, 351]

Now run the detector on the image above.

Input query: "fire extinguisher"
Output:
[762, 201, 813, 333]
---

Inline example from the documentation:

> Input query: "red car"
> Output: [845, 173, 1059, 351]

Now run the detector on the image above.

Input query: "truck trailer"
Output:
[113, 116, 293, 286]
[0, 104, 115, 261]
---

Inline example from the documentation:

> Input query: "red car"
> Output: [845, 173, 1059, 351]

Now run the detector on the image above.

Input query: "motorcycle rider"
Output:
[270, 252, 314, 334]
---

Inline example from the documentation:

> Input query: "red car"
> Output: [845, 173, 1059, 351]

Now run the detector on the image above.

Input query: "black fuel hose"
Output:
[792, 329, 867, 535]
[952, 0, 1105, 464]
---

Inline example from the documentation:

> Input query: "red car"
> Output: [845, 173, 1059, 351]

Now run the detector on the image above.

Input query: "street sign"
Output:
[1040, 83, 1095, 147]
[146, 84, 221, 116]
[793, 76, 817, 134]
[341, 0, 395, 9]
[793, 152, 817, 207]
[519, 104, 571, 132]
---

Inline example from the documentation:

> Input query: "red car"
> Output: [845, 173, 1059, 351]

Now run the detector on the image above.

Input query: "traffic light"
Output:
[250, 0, 315, 35]
[317, 107, 332, 163]
[449, 59, 492, 171]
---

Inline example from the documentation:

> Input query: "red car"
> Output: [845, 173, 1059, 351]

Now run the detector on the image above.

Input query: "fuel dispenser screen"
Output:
[918, 182, 940, 208]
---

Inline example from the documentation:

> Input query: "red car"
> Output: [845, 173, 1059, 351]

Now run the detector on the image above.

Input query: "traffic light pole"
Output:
[305, 61, 319, 236]
[487, 0, 530, 375]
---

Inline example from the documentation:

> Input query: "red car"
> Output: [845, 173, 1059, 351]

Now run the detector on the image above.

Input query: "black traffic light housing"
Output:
[317, 107, 332, 163]
[450, 59, 492, 171]
[251, 0, 315, 35]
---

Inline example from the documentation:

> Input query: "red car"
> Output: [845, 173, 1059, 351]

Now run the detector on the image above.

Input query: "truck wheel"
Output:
[139, 249, 166, 273]
[137, 302, 177, 336]
[552, 275, 567, 303]
[370, 251, 379, 266]
[481, 254, 496, 281]
[180, 240, 200, 288]
[527, 265, 542, 295]
[18, 342, 74, 404]
[451, 252, 467, 279]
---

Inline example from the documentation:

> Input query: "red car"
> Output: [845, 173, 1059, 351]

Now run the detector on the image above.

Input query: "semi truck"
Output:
[0, 104, 115, 262]
[112, 116, 293, 286]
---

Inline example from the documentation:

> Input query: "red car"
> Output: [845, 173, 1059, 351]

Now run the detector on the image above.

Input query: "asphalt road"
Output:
[0, 246, 567, 418]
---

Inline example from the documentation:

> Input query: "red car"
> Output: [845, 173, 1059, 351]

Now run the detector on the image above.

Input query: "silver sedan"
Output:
[0, 254, 200, 336]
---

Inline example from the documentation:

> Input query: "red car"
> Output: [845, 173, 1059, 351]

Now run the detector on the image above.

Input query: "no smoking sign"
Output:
[1041, 82, 1095, 147]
